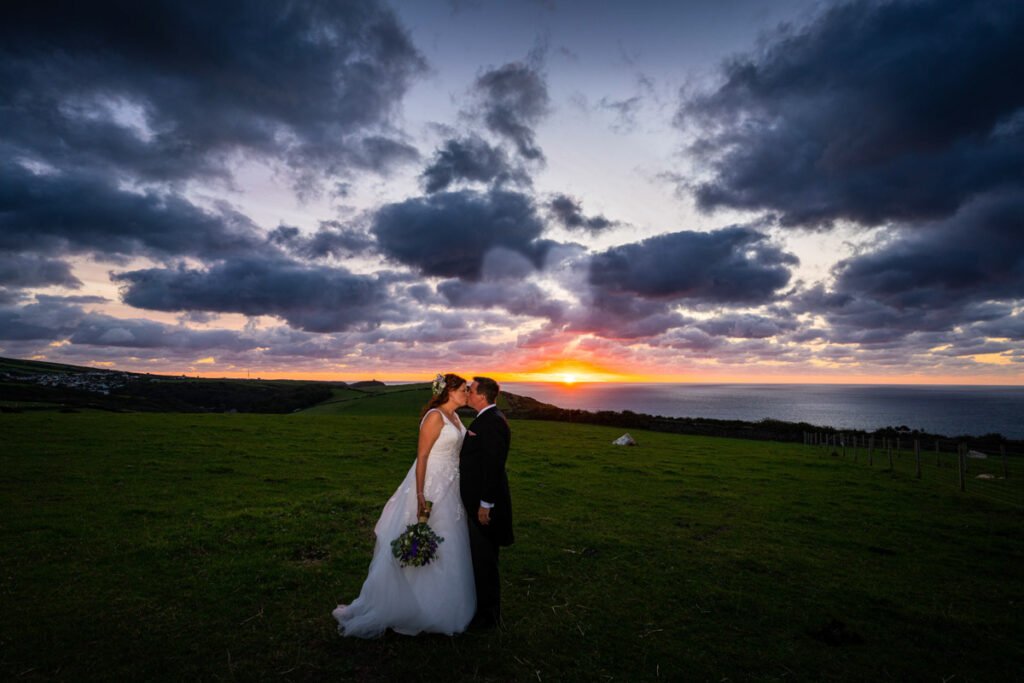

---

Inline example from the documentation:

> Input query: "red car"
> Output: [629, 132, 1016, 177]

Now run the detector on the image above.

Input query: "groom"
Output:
[460, 376, 513, 629]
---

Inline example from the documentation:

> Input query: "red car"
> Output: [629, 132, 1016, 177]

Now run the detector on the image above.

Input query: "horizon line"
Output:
[4, 355, 1021, 388]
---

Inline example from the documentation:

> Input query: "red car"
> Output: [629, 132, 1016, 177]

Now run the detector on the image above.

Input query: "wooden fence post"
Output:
[842, 434, 847, 458]
[958, 444, 966, 492]
[914, 439, 921, 479]
[888, 438, 893, 471]
[869, 435, 874, 466]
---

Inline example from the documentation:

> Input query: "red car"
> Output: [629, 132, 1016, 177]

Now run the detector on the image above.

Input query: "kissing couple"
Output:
[333, 374, 513, 636]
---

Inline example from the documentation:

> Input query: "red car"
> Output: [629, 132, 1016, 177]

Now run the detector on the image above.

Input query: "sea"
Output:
[500, 383, 1024, 440]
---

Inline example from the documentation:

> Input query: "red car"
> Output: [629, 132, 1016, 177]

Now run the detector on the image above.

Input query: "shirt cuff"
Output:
[480, 500, 494, 509]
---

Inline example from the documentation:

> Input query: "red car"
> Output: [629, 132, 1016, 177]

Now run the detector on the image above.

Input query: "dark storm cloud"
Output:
[832, 192, 1024, 309]
[589, 226, 797, 304]
[695, 313, 798, 339]
[437, 279, 566, 322]
[0, 295, 265, 354]
[561, 285, 689, 339]
[975, 313, 1024, 341]
[347, 136, 422, 174]
[363, 312, 473, 345]
[478, 248, 539, 281]
[420, 136, 529, 193]
[548, 195, 616, 233]
[794, 285, 1012, 346]
[113, 257, 398, 333]
[471, 62, 551, 161]
[580, 307, 689, 340]
[0, 0, 426, 185]
[798, 191, 1024, 341]
[371, 190, 550, 280]
[0, 296, 83, 341]
[268, 221, 375, 260]
[0, 293, 508, 366]
[0, 161, 262, 259]
[680, 0, 1024, 227]
[68, 315, 259, 351]
[0, 253, 81, 288]
[641, 328, 821, 366]
[0, 289, 23, 305]
[653, 328, 722, 353]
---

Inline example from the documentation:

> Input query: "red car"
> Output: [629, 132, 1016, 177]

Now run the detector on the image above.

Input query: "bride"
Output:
[333, 373, 476, 637]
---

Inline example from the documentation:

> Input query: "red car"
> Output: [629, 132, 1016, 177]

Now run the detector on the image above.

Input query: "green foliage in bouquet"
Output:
[390, 521, 445, 567]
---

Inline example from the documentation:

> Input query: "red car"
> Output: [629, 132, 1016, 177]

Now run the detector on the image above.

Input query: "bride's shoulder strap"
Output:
[419, 408, 440, 428]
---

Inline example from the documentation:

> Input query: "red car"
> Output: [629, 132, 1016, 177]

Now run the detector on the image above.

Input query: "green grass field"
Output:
[297, 382, 438, 416]
[2, 390, 1022, 681]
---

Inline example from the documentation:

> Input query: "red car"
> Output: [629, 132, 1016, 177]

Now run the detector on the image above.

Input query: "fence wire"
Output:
[800, 433, 1023, 509]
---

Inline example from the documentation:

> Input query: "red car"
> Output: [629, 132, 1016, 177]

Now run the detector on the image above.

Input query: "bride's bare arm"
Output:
[415, 411, 443, 516]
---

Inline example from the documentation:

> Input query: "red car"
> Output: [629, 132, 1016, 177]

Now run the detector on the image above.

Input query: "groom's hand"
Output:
[477, 506, 490, 525]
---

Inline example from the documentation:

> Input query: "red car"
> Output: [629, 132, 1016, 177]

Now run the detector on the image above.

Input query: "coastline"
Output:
[499, 390, 1023, 450]
[3, 355, 1019, 447]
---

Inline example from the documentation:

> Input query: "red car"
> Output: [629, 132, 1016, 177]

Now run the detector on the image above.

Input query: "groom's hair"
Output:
[473, 376, 499, 404]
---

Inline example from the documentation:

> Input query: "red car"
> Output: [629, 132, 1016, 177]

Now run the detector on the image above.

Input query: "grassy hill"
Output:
[0, 356, 348, 413]
[0, 356, 100, 375]
[296, 381, 518, 418]
[2, 386, 1022, 680]
[297, 382, 435, 416]
[6, 357, 1018, 450]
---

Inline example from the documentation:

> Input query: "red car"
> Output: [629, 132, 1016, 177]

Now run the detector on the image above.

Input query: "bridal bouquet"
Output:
[391, 501, 445, 567]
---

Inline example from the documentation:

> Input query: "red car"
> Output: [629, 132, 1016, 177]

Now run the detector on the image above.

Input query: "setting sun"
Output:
[504, 359, 628, 384]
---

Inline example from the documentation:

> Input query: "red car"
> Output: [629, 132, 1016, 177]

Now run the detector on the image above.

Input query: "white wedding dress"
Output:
[333, 409, 476, 637]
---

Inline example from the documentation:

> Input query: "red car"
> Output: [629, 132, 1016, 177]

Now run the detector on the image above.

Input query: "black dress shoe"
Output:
[469, 614, 498, 630]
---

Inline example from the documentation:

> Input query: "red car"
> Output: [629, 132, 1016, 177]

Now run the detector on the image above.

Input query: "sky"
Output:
[1, 0, 1023, 384]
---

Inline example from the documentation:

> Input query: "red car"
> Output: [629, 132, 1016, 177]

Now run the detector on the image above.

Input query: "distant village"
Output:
[0, 370, 138, 395]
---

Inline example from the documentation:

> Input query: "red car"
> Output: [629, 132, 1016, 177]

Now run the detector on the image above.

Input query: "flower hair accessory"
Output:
[431, 373, 445, 396]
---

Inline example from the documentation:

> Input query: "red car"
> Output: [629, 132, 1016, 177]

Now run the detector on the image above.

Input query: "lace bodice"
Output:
[419, 409, 466, 500]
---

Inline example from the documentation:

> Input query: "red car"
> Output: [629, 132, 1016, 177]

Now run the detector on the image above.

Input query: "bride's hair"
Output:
[421, 373, 466, 418]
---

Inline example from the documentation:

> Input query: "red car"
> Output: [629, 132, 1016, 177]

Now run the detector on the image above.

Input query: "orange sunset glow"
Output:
[167, 357, 1024, 387]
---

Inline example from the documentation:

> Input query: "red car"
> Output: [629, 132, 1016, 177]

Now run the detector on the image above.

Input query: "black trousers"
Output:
[467, 519, 500, 622]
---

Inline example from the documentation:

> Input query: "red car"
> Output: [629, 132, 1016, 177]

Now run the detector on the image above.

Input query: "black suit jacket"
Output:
[459, 407, 513, 547]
